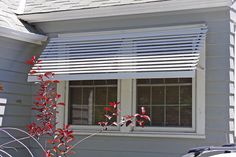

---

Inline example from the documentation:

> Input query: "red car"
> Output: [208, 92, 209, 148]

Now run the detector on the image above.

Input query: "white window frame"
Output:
[57, 70, 205, 137]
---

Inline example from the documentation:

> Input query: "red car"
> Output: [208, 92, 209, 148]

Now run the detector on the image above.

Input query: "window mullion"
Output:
[150, 84, 152, 126]
[179, 82, 181, 126]
[56, 81, 66, 129]
[120, 79, 133, 133]
[164, 83, 166, 126]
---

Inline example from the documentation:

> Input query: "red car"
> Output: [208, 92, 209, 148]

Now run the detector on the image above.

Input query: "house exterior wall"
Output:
[0, 37, 43, 157]
[31, 7, 233, 157]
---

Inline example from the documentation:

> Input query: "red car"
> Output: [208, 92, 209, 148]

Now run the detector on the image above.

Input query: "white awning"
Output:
[28, 24, 207, 81]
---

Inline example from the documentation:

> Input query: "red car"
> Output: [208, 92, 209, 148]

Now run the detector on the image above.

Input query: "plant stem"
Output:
[0, 129, 34, 157]
[0, 136, 31, 148]
[0, 149, 12, 157]
[0, 127, 46, 153]
[65, 130, 102, 154]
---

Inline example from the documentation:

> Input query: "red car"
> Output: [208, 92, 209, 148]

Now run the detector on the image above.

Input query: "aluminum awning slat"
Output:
[28, 24, 207, 81]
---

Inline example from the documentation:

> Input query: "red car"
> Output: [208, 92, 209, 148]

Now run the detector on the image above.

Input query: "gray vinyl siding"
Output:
[0, 37, 42, 157]
[32, 7, 233, 157]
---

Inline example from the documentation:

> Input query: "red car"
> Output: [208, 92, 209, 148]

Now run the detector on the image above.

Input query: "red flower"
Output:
[109, 102, 120, 109]
[104, 107, 111, 111]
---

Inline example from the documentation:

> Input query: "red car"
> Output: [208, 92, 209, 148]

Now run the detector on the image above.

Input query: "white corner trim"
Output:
[0, 98, 7, 104]
[0, 106, 5, 115]
[16, 0, 26, 14]
[0, 26, 47, 44]
[18, 0, 230, 22]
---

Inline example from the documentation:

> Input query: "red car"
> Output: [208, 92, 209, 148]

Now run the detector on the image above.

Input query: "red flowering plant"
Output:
[20, 56, 151, 157]
[26, 56, 75, 157]
[99, 102, 151, 129]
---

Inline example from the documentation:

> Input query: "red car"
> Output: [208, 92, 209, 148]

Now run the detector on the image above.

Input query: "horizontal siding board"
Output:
[206, 70, 229, 81]
[3, 105, 32, 116]
[206, 56, 229, 70]
[205, 118, 227, 131]
[1, 82, 32, 95]
[0, 48, 38, 62]
[0, 148, 33, 157]
[206, 82, 229, 94]
[206, 94, 229, 107]
[0, 37, 36, 50]
[0, 58, 29, 73]
[205, 107, 227, 122]
[0, 70, 29, 84]
[1, 116, 31, 126]
[0, 93, 33, 105]
[32, 148, 180, 157]
[206, 34, 229, 46]
[206, 44, 230, 57]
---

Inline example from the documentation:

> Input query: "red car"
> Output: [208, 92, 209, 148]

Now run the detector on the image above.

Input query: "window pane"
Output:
[136, 78, 192, 128]
[166, 106, 179, 127]
[94, 80, 106, 85]
[95, 87, 107, 105]
[180, 86, 192, 104]
[83, 88, 94, 105]
[69, 80, 117, 125]
[179, 78, 192, 83]
[71, 105, 91, 125]
[152, 86, 164, 105]
[108, 87, 117, 102]
[151, 79, 164, 84]
[165, 78, 178, 83]
[152, 106, 164, 126]
[166, 86, 179, 104]
[137, 79, 150, 84]
[107, 80, 117, 85]
[180, 106, 192, 127]
[70, 81, 82, 85]
[137, 87, 150, 105]
[82, 80, 93, 85]
[70, 88, 82, 104]
[137, 106, 150, 126]
[94, 106, 106, 124]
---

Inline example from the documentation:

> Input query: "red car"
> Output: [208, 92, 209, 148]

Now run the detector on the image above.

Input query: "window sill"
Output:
[73, 130, 206, 139]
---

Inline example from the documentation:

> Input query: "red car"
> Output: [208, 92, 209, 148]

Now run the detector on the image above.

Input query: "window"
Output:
[63, 76, 203, 136]
[136, 78, 192, 128]
[68, 80, 118, 126]
[44, 24, 207, 137]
